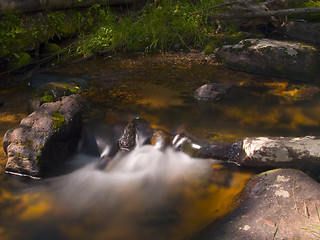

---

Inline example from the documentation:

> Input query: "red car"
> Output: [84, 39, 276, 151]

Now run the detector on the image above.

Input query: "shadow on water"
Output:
[1, 54, 320, 239]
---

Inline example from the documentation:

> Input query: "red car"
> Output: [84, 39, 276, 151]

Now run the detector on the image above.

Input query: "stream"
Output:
[1, 54, 320, 240]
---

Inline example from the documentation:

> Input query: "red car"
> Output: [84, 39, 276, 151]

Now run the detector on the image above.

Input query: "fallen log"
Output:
[0, 0, 141, 14]
[208, 6, 320, 20]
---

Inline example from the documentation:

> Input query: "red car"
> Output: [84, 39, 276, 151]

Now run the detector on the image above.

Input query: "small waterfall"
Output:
[53, 145, 211, 211]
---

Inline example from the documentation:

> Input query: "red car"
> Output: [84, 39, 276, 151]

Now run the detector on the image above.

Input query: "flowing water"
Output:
[1, 54, 320, 240]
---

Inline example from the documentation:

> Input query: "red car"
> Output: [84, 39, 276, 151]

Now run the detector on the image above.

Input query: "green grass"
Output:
[0, 0, 240, 65]
[76, 1, 219, 55]
[71, 0, 238, 57]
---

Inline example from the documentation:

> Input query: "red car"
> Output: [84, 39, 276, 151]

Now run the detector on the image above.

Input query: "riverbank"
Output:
[2, 0, 319, 75]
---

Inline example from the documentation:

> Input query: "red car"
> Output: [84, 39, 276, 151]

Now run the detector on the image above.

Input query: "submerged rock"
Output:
[216, 38, 320, 81]
[194, 82, 234, 101]
[195, 169, 320, 240]
[266, 82, 320, 102]
[3, 95, 82, 178]
[172, 132, 206, 157]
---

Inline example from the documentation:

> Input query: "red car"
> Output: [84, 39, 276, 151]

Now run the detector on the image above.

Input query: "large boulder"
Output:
[3, 95, 82, 178]
[216, 38, 320, 81]
[236, 136, 320, 175]
[194, 169, 320, 240]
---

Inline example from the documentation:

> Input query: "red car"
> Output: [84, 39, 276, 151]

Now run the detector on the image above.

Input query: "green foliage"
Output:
[301, 0, 320, 7]
[203, 36, 224, 54]
[303, 1, 320, 20]
[0, 0, 240, 62]
[0, 7, 106, 59]
[76, 0, 234, 56]
[0, 11, 24, 57]
[293, 0, 320, 21]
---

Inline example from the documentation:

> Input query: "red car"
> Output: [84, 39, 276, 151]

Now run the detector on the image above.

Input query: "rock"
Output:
[30, 80, 89, 111]
[173, 134, 320, 176]
[194, 82, 234, 101]
[8, 52, 33, 69]
[198, 142, 243, 161]
[150, 130, 172, 150]
[118, 118, 153, 151]
[282, 20, 320, 46]
[236, 136, 320, 174]
[173, 132, 211, 157]
[194, 169, 320, 240]
[3, 95, 82, 178]
[71, 77, 91, 90]
[43, 43, 62, 54]
[216, 38, 320, 81]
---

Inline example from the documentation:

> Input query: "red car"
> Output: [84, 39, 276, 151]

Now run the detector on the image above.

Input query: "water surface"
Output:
[1, 54, 320, 239]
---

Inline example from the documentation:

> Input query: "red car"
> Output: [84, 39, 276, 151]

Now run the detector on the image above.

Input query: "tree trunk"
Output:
[0, 0, 141, 14]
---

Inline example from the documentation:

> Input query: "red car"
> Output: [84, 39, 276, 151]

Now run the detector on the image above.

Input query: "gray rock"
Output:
[3, 95, 82, 178]
[216, 38, 320, 81]
[194, 169, 320, 240]
[174, 134, 320, 176]
[236, 136, 320, 173]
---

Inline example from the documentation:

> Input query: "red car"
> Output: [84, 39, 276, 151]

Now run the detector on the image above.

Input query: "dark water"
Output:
[1, 54, 320, 240]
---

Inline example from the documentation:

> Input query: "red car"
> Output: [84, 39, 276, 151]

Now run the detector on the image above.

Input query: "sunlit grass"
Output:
[75, 0, 235, 57]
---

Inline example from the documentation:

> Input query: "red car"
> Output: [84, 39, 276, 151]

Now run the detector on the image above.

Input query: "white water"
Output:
[52, 145, 213, 215]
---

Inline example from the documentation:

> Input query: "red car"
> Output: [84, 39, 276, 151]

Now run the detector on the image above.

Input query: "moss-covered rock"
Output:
[30, 80, 89, 111]
[44, 43, 62, 54]
[3, 95, 82, 178]
[7, 52, 33, 69]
